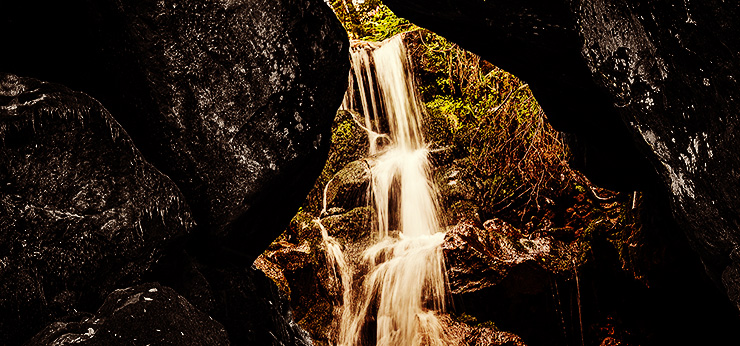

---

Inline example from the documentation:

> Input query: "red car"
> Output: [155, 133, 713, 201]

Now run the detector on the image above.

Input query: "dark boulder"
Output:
[0, 0, 350, 263]
[0, 73, 193, 345]
[27, 283, 229, 346]
[184, 260, 313, 346]
[321, 160, 371, 213]
[150, 244, 315, 345]
[573, 0, 740, 312]
[381, 0, 740, 313]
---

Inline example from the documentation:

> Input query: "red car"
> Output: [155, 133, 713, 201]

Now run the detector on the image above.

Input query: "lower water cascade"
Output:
[320, 34, 450, 346]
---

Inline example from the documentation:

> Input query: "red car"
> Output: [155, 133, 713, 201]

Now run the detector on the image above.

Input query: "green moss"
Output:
[423, 97, 459, 151]
[328, 1, 415, 41]
[321, 206, 373, 242]
[287, 211, 320, 244]
[452, 312, 500, 330]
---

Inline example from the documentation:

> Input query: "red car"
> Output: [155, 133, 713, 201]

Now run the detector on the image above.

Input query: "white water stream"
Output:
[322, 34, 449, 346]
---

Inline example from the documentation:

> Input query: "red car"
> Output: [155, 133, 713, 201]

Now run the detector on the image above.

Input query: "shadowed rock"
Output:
[438, 314, 527, 346]
[26, 283, 229, 346]
[190, 262, 314, 346]
[573, 0, 740, 313]
[0, 0, 350, 263]
[0, 73, 194, 345]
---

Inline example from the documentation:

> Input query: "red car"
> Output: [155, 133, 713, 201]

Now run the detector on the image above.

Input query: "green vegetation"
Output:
[406, 29, 572, 227]
[329, 0, 414, 41]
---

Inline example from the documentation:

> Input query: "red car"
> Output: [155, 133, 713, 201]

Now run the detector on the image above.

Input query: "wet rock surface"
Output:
[0, 74, 194, 345]
[382, 0, 740, 329]
[444, 220, 558, 294]
[449, 203, 740, 346]
[321, 160, 371, 213]
[1, 0, 351, 343]
[27, 283, 230, 346]
[0, 0, 350, 262]
[438, 314, 526, 346]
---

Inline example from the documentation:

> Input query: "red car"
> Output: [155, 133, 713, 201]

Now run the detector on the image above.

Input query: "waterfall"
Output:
[324, 34, 449, 346]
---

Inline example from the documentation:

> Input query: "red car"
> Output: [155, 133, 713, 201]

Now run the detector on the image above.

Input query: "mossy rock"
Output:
[322, 160, 371, 212]
[302, 109, 369, 215]
[286, 211, 321, 246]
[320, 206, 374, 242]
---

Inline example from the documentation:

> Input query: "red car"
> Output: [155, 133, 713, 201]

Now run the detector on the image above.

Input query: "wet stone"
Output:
[26, 283, 229, 346]
[0, 73, 194, 345]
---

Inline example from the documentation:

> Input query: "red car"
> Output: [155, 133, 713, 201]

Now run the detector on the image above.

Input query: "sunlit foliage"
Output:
[329, 0, 414, 41]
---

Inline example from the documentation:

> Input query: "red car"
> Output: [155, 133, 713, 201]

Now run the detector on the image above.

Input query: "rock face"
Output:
[0, 0, 350, 262]
[381, 0, 740, 312]
[0, 74, 194, 345]
[437, 314, 527, 346]
[443, 220, 559, 294]
[27, 283, 230, 346]
[573, 0, 740, 313]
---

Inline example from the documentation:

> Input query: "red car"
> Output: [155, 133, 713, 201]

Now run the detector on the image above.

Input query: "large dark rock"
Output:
[0, 0, 350, 263]
[381, 0, 740, 313]
[0, 73, 193, 345]
[27, 283, 229, 346]
[573, 0, 740, 312]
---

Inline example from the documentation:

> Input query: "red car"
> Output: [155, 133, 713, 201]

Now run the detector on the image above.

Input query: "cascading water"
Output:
[322, 34, 449, 346]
